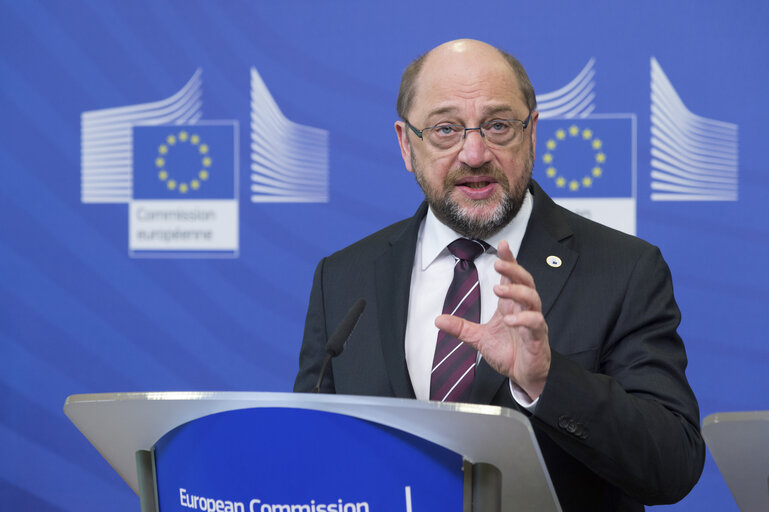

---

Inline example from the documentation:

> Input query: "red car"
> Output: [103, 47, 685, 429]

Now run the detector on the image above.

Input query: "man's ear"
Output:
[394, 121, 414, 174]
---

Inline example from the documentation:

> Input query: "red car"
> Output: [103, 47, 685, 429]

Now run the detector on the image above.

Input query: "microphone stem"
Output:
[312, 353, 333, 393]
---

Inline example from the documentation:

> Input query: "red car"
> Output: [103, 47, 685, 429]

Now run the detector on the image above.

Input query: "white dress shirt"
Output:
[405, 190, 538, 409]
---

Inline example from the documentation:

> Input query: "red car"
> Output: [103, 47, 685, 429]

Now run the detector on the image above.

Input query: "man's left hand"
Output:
[434, 240, 551, 400]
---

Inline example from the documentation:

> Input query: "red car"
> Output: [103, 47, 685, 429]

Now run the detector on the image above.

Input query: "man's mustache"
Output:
[445, 164, 510, 188]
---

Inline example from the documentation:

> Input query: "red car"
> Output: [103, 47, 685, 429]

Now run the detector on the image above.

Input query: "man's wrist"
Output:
[509, 379, 539, 412]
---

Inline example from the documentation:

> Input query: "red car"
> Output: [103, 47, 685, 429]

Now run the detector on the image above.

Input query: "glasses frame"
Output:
[404, 110, 534, 150]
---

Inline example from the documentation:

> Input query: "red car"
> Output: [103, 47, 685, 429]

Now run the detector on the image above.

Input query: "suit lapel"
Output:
[517, 180, 578, 317]
[472, 181, 578, 405]
[374, 203, 428, 399]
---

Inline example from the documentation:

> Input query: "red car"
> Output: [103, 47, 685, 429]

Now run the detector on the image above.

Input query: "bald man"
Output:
[295, 39, 704, 511]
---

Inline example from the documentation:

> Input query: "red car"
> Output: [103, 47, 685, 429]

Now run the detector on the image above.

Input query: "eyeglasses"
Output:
[405, 111, 533, 151]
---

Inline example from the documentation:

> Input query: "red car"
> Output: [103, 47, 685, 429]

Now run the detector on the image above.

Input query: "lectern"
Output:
[64, 392, 561, 511]
[702, 411, 769, 511]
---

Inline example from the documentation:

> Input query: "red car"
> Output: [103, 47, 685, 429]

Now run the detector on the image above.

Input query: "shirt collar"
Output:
[419, 189, 534, 270]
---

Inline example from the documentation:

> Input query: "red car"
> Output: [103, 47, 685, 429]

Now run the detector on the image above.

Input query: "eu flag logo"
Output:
[535, 117, 634, 198]
[133, 124, 236, 200]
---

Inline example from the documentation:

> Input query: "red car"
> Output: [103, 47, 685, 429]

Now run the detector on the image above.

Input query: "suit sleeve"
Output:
[531, 245, 705, 504]
[293, 258, 335, 393]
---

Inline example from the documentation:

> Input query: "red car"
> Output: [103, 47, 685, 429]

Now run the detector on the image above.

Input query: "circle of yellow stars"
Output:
[542, 124, 605, 192]
[155, 130, 212, 194]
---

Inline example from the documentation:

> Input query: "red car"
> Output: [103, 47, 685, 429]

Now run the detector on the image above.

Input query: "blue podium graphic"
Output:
[154, 408, 463, 512]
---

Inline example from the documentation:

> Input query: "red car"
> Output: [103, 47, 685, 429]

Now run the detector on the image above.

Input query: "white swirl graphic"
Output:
[650, 58, 738, 201]
[80, 70, 203, 203]
[537, 58, 596, 119]
[250, 67, 329, 203]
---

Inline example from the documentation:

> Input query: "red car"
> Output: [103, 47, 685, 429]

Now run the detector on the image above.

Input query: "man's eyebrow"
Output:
[482, 105, 518, 117]
[424, 106, 458, 119]
[424, 104, 520, 122]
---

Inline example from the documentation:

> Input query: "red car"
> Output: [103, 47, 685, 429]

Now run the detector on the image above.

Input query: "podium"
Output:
[64, 392, 561, 511]
[701, 411, 769, 511]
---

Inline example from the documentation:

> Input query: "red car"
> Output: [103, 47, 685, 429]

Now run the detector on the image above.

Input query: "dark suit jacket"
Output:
[294, 181, 705, 511]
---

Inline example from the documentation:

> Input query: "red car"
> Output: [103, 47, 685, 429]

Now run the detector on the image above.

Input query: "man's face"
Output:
[395, 41, 538, 239]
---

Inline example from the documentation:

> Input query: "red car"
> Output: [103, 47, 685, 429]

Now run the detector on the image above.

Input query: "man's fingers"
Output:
[435, 314, 482, 347]
[497, 239, 515, 261]
[502, 310, 548, 338]
[496, 240, 514, 286]
[494, 258, 536, 288]
[494, 283, 542, 312]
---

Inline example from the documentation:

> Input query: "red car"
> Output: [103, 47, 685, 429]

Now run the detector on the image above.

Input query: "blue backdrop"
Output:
[1, 1, 768, 510]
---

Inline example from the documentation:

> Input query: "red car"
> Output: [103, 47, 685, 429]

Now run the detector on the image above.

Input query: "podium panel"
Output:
[154, 407, 463, 511]
[702, 411, 769, 511]
[64, 392, 561, 512]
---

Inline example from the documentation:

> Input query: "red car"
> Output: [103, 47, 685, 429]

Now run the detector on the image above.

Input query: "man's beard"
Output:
[412, 147, 533, 240]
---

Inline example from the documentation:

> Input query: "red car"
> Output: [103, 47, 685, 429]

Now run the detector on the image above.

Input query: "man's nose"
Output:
[458, 128, 493, 168]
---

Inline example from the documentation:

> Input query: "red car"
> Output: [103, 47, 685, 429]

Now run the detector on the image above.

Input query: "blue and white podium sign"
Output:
[63, 392, 560, 512]
[154, 408, 462, 512]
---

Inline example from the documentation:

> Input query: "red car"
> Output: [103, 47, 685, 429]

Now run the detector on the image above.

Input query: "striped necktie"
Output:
[430, 238, 488, 402]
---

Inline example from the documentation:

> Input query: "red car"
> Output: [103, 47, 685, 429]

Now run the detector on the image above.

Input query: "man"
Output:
[294, 39, 704, 511]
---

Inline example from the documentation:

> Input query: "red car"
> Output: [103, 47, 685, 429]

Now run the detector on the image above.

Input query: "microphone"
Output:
[312, 298, 366, 393]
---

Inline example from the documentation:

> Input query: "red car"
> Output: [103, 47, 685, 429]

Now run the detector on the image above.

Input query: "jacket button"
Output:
[558, 415, 577, 433]
[558, 415, 588, 438]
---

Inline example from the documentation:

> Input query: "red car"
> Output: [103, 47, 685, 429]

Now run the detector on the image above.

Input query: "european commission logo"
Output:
[80, 68, 330, 258]
[532, 55, 737, 234]
[533, 59, 636, 234]
[133, 125, 235, 200]
[538, 118, 633, 198]
[129, 123, 239, 256]
[536, 116, 636, 234]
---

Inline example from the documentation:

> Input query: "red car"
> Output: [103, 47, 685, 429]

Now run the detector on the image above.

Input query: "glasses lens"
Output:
[425, 125, 464, 150]
[483, 120, 521, 146]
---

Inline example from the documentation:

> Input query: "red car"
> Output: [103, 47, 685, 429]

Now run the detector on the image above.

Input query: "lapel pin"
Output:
[546, 255, 562, 268]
